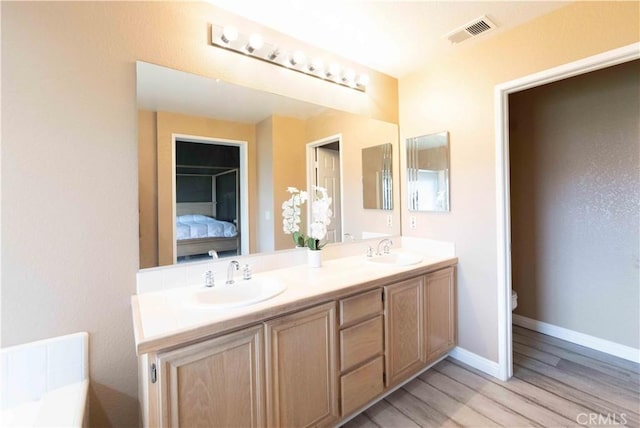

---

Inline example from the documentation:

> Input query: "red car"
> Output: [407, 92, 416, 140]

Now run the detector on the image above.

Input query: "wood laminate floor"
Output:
[344, 326, 640, 427]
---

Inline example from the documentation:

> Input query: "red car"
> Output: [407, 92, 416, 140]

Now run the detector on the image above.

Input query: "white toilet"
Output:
[511, 289, 518, 311]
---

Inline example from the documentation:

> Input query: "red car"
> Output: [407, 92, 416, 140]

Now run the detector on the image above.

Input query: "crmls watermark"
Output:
[576, 413, 628, 426]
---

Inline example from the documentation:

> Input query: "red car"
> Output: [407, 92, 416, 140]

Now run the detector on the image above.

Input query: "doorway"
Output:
[306, 135, 343, 243]
[495, 42, 640, 380]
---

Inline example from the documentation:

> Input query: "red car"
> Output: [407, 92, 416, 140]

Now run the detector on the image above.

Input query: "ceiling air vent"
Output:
[445, 15, 497, 44]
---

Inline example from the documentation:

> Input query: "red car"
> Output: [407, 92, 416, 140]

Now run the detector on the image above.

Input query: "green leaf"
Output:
[306, 238, 324, 251]
[292, 231, 306, 247]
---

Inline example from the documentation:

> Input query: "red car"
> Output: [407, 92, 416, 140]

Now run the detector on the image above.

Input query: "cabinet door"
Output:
[384, 276, 425, 387]
[156, 325, 264, 428]
[425, 267, 456, 362]
[264, 301, 339, 428]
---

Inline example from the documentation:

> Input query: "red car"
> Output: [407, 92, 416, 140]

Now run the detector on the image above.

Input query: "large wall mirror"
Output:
[407, 131, 450, 212]
[137, 61, 400, 269]
[362, 143, 393, 210]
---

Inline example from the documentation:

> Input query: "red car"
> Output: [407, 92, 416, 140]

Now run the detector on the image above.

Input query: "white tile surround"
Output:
[1, 332, 89, 427]
[136, 236, 455, 294]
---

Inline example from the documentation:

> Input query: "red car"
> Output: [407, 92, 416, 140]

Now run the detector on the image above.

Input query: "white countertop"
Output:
[132, 241, 457, 355]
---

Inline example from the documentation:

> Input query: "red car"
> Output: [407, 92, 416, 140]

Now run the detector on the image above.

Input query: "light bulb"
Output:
[308, 58, 324, 73]
[326, 63, 341, 79]
[246, 34, 264, 53]
[356, 74, 370, 87]
[221, 25, 238, 44]
[342, 68, 356, 85]
[289, 50, 306, 67]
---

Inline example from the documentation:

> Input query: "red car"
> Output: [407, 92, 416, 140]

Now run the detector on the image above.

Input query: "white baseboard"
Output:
[513, 314, 640, 364]
[449, 346, 501, 378]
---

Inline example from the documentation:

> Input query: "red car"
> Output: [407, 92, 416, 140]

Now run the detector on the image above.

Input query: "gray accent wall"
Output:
[509, 60, 640, 349]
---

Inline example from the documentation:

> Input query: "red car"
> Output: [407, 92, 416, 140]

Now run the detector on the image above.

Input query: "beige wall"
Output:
[272, 116, 307, 250]
[256, 117, 275, 253]
[306, 110, 401, 239]
[155, 111, 256, 264]
[510, 60, 640, 348]
[1, 2, 397, 427]
[399, 1, 640, 362]
[138, 110, 158, 269]
[254, 115, 308, 252]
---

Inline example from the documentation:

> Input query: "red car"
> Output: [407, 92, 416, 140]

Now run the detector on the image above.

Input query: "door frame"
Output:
[494, 42, 639, 381]
[306, 134, 344, 242]
[172, 134, 249, 260]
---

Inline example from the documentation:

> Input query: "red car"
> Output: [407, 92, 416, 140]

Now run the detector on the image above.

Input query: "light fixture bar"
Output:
[210, 24, 369, 92]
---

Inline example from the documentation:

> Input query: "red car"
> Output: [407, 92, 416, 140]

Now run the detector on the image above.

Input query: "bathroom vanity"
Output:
[132, 245, 457, 427]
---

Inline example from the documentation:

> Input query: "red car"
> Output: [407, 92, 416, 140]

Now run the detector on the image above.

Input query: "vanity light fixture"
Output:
[210, 24, 368, 92]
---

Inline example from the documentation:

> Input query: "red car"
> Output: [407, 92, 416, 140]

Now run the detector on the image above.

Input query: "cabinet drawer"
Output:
[340, 316, 383, 372]
[339, 289, 382, 326]
[340, 356, 384, 417]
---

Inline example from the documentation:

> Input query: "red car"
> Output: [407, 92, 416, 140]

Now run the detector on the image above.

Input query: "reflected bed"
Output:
[176, 204, 239, 258]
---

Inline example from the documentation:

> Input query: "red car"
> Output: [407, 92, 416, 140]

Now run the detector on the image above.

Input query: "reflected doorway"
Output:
[172, 135, 249, 263]
[306, 136, 343, 243]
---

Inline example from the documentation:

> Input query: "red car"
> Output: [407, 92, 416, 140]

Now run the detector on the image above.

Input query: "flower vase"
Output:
[307, 249, 322, 268]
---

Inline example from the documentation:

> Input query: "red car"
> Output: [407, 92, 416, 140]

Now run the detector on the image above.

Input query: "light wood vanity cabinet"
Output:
[425, 266, 456, 362]
[384, 276, 426, 386]
[264, 301, 339, 428]
[384, 267, 457, 387]
[155, 325, 265, 428]
[139, 264, 456, 427]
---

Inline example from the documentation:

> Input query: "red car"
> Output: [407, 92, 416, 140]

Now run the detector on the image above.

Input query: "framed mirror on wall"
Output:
[407, 131, 450, 212]
[362, 143, 393, 210]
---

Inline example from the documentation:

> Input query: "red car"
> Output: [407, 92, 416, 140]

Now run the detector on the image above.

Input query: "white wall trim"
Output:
[449, 346, 501, 378]
[495, 42, 640, 381]
[513, 314, 640, 364]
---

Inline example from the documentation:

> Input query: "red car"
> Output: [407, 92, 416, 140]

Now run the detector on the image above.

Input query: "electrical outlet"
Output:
[410, 216, 417, 229]
[386, 215, 393, 227]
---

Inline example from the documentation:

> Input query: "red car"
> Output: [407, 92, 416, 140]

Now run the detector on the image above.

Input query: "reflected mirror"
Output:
[362, 143, 393, 210]
[137, 61, 400, 268]
[407, 131, 450, 212]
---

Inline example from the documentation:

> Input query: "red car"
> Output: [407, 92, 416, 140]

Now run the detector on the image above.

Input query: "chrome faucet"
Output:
[226, 260, 240, 284]
[376, 238, 393, 255]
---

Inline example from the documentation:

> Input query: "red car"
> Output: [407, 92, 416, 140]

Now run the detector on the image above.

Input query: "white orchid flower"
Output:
[282, 185, 332, 249]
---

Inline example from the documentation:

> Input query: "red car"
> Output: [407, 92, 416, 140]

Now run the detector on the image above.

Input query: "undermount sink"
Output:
[188, 278, 287, 309]
[367, 252, 423, 266]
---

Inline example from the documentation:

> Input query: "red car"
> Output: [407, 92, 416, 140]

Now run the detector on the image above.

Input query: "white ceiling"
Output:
[205, 0, 570, 78]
